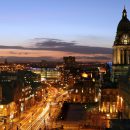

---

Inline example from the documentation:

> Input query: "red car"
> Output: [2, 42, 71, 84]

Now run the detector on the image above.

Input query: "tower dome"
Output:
[114, 7, 130, 45]
[117, 8, 130, 33]
[112, 7, 130, 82]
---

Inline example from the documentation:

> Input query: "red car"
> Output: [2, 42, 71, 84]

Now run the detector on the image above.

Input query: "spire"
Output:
[122, 5, 127, 18]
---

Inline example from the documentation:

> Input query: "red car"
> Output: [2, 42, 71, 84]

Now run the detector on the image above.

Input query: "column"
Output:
[118, 48, 121, 64]
[116, 48, 121, 64]
[115, 48, 117, 64]
[127, 50, 130, 64]
[120, 49, 122, 64]
[122, 49, 124, 64]
[124, 50, 127, 64]
[113, 48, 118, 64]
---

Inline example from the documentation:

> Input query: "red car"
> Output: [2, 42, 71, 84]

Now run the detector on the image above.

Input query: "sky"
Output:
[0, 0, 129, 62]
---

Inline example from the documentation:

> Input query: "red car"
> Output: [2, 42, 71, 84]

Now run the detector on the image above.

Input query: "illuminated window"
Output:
[89, 88, 91, 93]
[75, 89, 78, 93]
[82, 88, 84, 93]
[106, 102, 110, 112]
[112, 103, 116, 113]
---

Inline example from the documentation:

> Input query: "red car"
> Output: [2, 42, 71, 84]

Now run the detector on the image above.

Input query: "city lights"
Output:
[0, 1, 130, 130]
[82, 72, 88, 78]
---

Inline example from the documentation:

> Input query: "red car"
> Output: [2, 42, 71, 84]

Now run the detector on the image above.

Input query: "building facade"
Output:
[112, 7, 130, 119]
[112, 7, 130, 81]
[100, 82, 118, 118]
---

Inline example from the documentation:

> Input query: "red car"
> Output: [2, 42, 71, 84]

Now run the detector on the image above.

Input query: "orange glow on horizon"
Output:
[0, 49, 112, 62]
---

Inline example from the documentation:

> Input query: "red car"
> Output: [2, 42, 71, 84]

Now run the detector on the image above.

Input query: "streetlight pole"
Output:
[17, 123, 21, 130]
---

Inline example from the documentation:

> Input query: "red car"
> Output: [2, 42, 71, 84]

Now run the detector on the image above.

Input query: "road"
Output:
[0, 85, 69, 130]
[20, 103, 50, 130]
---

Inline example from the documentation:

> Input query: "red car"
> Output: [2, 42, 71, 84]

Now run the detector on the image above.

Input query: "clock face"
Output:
[122, 34, 129, 44]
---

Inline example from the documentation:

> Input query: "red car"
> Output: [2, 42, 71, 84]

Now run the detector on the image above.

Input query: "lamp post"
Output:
[10, 113, 14, 129]
[16, 123, 21, 130]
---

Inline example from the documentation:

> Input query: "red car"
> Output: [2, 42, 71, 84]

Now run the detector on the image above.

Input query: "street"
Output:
[0, 85, 68, 130]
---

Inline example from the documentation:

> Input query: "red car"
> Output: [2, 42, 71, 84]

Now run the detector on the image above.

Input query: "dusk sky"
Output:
[0, 0, 129, 62]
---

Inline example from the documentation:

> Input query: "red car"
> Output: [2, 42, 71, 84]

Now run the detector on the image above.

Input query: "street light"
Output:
[29, 120, 32, 130]
[16, 123, 21, 130]
[10, 114, 14, 129]
[3, 126, 6, 130]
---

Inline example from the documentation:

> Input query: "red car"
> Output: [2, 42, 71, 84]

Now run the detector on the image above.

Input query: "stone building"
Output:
[112, 7, 130, 81]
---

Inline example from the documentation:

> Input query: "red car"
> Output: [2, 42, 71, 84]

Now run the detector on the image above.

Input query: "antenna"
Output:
[124, 0, 126, 9]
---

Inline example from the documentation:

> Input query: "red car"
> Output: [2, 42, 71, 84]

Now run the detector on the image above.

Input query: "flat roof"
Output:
[57, 102, 98, 121]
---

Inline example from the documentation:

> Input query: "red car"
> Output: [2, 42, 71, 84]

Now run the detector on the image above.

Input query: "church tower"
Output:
[112, 7, 130, 81]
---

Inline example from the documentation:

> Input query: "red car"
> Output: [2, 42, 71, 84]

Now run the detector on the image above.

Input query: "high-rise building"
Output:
[112, 7, 130, 81]
[63, 56, 76, 67]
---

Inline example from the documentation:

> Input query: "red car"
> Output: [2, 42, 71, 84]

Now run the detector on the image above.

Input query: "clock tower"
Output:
[112, 7, 130, 81]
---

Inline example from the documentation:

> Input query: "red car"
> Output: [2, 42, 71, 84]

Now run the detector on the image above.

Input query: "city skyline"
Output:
[0, 0, 129, 62]
[0, 1, 130, 129]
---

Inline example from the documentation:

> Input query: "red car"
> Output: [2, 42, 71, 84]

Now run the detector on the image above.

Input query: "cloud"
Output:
[76, 56, 111, 60]
[0, 38, 112, 62]
[3, 56, 59, 62]
[9, 51, 30, 55]
[0, 38, 112, 55]
[31, 38, 112, 54]
[35, 39, 75, 48]
[0, 45, 24, 49]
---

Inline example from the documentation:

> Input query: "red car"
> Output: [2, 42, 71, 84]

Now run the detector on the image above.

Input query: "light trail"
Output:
[19, 104, 43, 128]
[25, 103, 50, 130]
[14, 86, 67, 130]
[35, 113, 49, 130]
